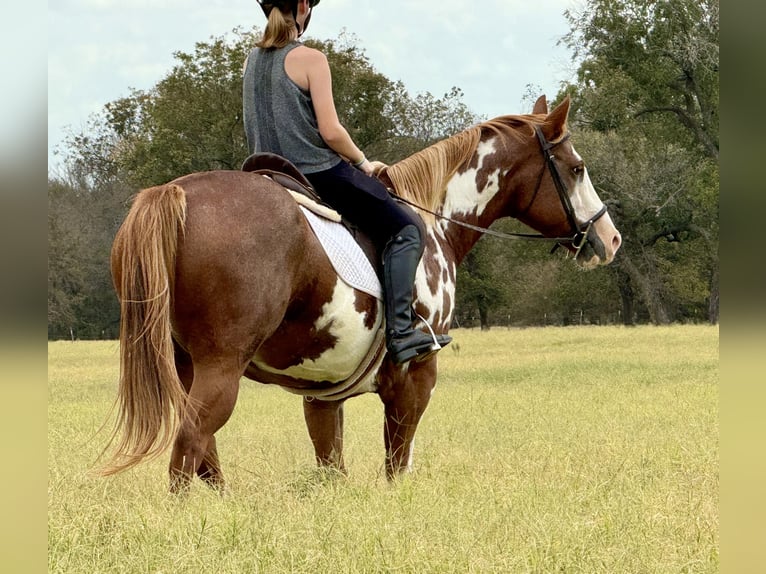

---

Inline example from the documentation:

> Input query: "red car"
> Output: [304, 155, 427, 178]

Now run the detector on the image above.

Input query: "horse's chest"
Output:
[253, 280, 382, 383]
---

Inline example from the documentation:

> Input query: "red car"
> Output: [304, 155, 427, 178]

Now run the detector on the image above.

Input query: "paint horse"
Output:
[102, 96, 621, 491]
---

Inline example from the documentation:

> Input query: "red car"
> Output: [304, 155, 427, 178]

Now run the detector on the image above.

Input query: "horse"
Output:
[101, 95, 621, 492]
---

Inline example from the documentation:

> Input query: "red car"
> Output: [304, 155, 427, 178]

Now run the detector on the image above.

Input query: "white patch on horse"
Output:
[442, 139, 501, 220]
[568, 148, 603, 222]
[413, 139, 502, 333]
[259, 279, 378, 382]
[414, 228, 456, 330]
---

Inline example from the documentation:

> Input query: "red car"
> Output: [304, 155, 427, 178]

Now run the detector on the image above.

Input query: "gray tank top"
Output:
[242, 42, 340, 174]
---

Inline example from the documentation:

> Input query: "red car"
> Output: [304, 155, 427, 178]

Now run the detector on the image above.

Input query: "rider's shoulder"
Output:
[291, 44, 327, 65]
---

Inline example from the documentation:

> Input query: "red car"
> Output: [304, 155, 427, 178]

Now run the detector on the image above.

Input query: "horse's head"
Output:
[382, 96, 621, 269]
[513, 96, 621, 269]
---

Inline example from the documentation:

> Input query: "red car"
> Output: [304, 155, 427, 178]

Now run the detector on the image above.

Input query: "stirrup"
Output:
[416, 312, 452, 350]
[387, 315, 451, 365]
[387, 335, 433, 365]
[414, 333, 452, 362]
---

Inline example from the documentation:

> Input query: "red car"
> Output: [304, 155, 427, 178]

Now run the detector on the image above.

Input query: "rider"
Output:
[243, 0, 451, 364]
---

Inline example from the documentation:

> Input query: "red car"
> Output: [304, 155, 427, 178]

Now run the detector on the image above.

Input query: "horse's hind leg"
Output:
[174, 343, 226, 489]
[172, 344, 223, 489]
[195, 435, 223, 488]
[303, 397, 346, 473]
[169, 356, 243, 493]
[378, 360, 437, 479]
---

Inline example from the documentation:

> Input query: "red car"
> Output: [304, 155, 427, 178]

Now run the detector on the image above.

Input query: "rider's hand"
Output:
[358, 159, 375, 176]
[352, 156, 375, 176]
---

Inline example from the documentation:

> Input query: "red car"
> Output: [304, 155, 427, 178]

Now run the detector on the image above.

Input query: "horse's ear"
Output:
[532, 95, 548, 115]
[543, 96, 571, 141]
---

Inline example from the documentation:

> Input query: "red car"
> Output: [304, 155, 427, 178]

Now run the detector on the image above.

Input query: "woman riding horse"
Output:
[243, 0, 451, 364]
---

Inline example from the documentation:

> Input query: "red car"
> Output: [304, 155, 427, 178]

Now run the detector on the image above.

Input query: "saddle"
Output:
[241, 153, 425, 281]
[241, 152, 322, 203]
[241, 152, 381, 274]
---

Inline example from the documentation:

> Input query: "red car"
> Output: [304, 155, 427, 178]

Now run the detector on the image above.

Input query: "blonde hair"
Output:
[385, 115, 547, 225]
[256, 7, 298, 49]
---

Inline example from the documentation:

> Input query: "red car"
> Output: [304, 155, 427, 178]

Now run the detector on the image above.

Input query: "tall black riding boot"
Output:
[382, 225, 451, 365]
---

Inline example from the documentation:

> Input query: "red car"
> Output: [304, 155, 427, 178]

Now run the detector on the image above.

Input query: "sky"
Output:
[47, 0, 581, 173]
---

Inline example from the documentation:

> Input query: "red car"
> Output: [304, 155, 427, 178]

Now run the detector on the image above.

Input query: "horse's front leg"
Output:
[378, 359, 437, 479]
[303, 397, 346, 473]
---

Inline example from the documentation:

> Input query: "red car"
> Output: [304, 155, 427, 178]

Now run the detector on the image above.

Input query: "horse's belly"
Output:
[252, 281, 382, 384]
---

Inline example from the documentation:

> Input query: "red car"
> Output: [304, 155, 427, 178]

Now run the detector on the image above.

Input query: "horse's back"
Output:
[173, 170, 306, 240]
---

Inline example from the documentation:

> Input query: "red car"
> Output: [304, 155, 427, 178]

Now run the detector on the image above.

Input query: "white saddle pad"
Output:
[300, 207, 383, 300]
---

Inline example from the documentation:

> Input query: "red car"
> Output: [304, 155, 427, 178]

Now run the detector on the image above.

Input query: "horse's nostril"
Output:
[612, 233, 622, 252]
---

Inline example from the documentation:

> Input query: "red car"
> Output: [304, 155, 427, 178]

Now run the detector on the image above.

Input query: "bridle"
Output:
[391, 126, 608, 259]
[530, 126, 608, 257]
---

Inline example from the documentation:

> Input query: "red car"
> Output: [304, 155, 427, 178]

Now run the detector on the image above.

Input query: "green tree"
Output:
[559, 0, 718, 324]
[574, 129, 714, 324]
[455, 236, 508, 330]
[563, 0, 718, 159]
[48, 175, 122, 339]
[48, 179, 87, 337]
[106, 30, 254, 188]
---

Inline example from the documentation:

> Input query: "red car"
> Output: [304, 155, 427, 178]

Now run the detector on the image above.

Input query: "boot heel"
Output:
[390, 347, 420, 365]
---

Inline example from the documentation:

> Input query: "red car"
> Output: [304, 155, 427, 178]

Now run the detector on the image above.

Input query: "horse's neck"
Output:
[437, 137, 513, 264]
[412, 134, 520, 330]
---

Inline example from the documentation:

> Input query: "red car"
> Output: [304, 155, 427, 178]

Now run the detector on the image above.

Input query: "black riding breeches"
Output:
[305, 160, 420, 251]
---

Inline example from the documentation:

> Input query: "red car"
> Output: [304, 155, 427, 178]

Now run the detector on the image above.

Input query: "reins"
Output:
[388, 126, 608, 256]
[391, 194, 576, 243]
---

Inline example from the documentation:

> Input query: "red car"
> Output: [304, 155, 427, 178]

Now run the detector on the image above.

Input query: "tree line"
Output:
[48, 0, 718, 339]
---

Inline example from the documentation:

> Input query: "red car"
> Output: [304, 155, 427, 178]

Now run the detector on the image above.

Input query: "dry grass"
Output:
[48, 325, 718, 573]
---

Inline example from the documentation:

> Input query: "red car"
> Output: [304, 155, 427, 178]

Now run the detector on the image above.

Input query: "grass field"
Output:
[48, 325, 718, 573]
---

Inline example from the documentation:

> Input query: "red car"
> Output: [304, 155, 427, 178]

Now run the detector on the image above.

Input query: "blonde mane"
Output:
[385, 114, 550, 223]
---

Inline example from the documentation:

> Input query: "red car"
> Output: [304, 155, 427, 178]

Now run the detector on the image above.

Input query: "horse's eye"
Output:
[572, 164, 585, 176]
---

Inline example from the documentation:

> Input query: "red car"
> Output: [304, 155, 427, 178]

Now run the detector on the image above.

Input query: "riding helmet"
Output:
[257, 0, 320, 35]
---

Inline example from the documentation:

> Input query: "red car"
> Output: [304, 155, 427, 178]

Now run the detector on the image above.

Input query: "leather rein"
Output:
[391, 127, 608, 257]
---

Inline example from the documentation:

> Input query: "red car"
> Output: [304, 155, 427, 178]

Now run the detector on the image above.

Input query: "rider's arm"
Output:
[304, 49, 373, 174]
